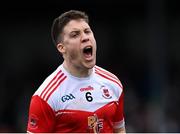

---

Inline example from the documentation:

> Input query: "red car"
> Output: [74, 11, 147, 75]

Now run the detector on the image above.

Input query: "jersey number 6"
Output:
[85, 92, 93, 102]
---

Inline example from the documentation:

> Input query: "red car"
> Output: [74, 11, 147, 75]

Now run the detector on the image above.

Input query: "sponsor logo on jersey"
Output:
[88, 114, 103, 133]
[61, 93, 75, 102]
[80, 85, 94, 92]
[101, 86, 112, 99]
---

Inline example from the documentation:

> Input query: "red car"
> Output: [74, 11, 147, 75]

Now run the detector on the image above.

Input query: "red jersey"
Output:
[27, 65, 125, 133]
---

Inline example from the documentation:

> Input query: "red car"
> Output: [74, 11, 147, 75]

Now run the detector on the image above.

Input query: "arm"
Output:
[113, 92, 126, 133]
[27, 95, 56, 133]
[114, 126, 126, 133]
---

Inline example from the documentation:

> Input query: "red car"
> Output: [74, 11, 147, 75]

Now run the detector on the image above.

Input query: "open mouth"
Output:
[83, 46, 93, 58]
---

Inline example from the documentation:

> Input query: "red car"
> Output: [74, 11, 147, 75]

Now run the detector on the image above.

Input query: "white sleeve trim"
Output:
[27, 131, 34, 134]
[113, 118, 125, 129]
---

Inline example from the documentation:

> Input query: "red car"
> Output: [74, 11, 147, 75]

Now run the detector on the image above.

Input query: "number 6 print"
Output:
[85, 92, 93, 102]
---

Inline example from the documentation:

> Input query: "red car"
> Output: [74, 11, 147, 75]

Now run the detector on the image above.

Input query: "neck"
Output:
[62, 61, 93, 78]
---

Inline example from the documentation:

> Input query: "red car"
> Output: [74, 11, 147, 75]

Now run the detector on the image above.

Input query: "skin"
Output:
[57, 19, 96, 77]
[114, 127, 126, 133]
[57, 19, 126, 133]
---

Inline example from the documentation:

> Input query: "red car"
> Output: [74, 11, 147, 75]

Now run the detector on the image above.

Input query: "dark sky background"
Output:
[0, 0, 180, 132]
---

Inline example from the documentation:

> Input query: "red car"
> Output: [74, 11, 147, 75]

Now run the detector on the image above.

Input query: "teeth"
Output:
[85, 46, 91, 49]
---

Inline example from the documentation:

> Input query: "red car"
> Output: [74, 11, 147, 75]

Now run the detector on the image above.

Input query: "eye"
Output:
[71, 33, 78, 38]
[70, 31, 80, 38]
[85, 29, 91, 34]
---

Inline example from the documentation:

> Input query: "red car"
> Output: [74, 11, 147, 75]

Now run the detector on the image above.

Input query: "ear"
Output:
[57, 43, 66, 54]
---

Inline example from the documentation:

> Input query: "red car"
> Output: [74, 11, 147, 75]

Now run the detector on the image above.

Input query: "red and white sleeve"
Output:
[27, 95, 56, 133]
[113, 92, 125, 129]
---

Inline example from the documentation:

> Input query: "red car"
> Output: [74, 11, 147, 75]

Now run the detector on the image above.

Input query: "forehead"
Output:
[63, 19, 90, 33]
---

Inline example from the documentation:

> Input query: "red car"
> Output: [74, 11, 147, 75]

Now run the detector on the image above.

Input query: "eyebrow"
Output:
[69, 30, 80, 34]
[70, 27, 91, 32]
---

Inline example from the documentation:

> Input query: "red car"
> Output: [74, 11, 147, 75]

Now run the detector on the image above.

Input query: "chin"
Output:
[85, 61, 96, 69]
[87, 65, 95, 69]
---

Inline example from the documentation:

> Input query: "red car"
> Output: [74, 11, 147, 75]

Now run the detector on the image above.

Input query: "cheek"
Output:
[69, 50, 77, 60]
[91, 37, 96, 47]
[92, 39, 97, 52]
[67, 46, 80, 60]
[64, 39, 81, 60]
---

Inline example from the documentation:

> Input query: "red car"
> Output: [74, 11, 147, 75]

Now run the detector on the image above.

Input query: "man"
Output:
[27, 10, 126, 133]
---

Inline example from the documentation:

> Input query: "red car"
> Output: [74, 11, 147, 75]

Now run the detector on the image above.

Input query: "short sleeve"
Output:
[27, 95, 56, 133]
[113, 92, 125, 129]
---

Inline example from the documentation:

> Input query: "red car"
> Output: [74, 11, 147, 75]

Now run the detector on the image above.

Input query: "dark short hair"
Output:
[51, 10, 89, 45]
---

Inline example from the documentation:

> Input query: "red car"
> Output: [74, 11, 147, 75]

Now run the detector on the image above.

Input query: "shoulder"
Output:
[94, 65, 123, 90]
[33, 65, 67, 101]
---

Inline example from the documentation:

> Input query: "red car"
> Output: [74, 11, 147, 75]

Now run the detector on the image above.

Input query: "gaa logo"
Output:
[61, 93, 75, 102]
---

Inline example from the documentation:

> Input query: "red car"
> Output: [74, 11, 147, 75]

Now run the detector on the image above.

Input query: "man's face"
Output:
[59, 19, 97, 69]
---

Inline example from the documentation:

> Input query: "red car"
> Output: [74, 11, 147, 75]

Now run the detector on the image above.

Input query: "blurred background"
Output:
[0, 0, 180, 132]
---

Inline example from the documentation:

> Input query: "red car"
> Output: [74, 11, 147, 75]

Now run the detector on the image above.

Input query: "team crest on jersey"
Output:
[101, 86, 112, 99]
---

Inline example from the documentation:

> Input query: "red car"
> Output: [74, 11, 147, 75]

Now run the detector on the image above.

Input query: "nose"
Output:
[81, 32, 89, 43]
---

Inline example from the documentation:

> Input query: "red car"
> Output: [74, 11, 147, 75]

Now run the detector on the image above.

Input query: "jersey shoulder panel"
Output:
[95, 66, 120, 80]
[33, 65, 67, 103]
[94, 65, 123, 98]
[94, 65, 123, 89]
